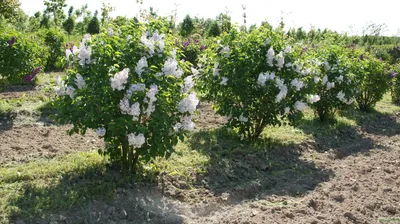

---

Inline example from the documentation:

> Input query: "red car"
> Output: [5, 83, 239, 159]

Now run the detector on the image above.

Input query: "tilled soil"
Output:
[2, 85, 400, 224]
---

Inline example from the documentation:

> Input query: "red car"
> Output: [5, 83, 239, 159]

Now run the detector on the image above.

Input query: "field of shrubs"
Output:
[1, 0, 400, 223]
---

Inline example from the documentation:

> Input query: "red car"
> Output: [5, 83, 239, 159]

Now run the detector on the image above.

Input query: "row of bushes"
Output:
[51, 20, 400, 173]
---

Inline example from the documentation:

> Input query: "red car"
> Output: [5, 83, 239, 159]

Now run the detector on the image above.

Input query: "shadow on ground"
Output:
[5, 162, 185, 224]
[185, 128, 334, 204]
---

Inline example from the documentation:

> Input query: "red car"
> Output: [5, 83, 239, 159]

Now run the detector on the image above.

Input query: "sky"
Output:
[20, 0, 400, 36]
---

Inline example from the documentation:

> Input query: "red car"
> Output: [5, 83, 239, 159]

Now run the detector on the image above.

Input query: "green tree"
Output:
[100, 1, 115, 26]
[43, 0, 67, 27]
[75, 4, 92, 35]
[207, 20, 221, 37]
[87, 10, 100, 34]
[63, 6, 75, 39]
[0, 0, 21, 21]
[179, 14, 194, 37]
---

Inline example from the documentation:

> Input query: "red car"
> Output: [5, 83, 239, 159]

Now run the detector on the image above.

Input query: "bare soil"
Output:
[2, 86, 400, 224]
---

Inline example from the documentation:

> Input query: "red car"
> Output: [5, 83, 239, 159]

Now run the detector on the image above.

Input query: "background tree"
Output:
[43, 0, 67, 27]
[207, 20, 221, 37]
[75, 4, 92, 35]
[87, 10, 100, 34]
[100, 1, 115, 26]
[63, 6, 75, 40]
[179, 14, 194, 37]
[0, 0, 21, 21]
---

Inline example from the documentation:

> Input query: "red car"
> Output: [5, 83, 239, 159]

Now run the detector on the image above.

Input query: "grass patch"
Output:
[0, 152, 133, 223]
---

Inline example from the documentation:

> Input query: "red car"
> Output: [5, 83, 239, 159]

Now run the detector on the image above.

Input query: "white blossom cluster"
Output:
[96, 127, 106, 137]
[162, 52, 184, 78]
[275, 52, 285, 70]
[213, 63, 220, 76]
[75, 74, 86, 89]
[238, 114, 249, 123]
[120, 99, 141, 120]
[144, 84, 158, 117]
[267, 46, 275, 67]
[290, 78, 305, 91]
[182, 75, 195, 93]
[257, 72, 275, 86]
[126, 83, 146, 98]
[55, 76, 65, 96]
[275, 78, 288, 103]
[128, 133, 146, 148]
[322, 75, 335, 90]
[308, 94, 321, 104]
[220, 77, 228, 85]
[294, 101, 308, 111]
[110, 68, 129, 91]
[174, 116, 195, 132]
[135, 57, 148, 77]
[178, 92, 199, 114]
[220, 45, 231, 57]
[66, 86, 75, 99]
[65, 34, 92, 66]
[140, 31, 165, 56]
[337, 91, 355, 105]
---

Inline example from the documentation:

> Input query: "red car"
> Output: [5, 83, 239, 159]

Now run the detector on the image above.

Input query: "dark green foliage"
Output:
[0, 28, 46, 84]
[179, 15, 194, 37]
[41, 28, 65, 71]
[87, 11, 100, 35]
[207, 21, 221, 37]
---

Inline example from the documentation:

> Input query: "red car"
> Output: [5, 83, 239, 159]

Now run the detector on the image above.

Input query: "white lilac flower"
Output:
[220, 77, 228, 85]
[135, 57, 148, 77]
[257, 73, 267, 86]
[96, 127, 106, 137]
[322, 75, 328, 85]
[107, 27, 114, 36]
[55, 87, 65, 96]
[238, 114, 248, 123]
[120, 99, 141, 120]
[191, 67, 199, 76]
[221, 45, 231, 57]
[314, 76, 320, 84]
[308, 95, 321, 104]
[66, 86, 75, 99]
[126, 83, 146, 98]
[182, 75, 194, 93]
[284, 107, 290, 114]
[324, 62, 331, 71]
[162, 57, 183, 78]
[284, 46, 292, 54]
[276, 52, 285, 70]
[173, 122, 182, 132]
[178, 92, 199, 114]
[275, 78, 288, 103]
[337, 91, 346, 102]
[294, 64, 302, 73]
[170, 48, 177, 58]
[78, 46, 91, 65]
[127, 35, 132, 41]
[65, 49, 72, 59]
[144, 84, 158, 117]
[128, 133, 145, 148]
[75, 74, 86, 89]
[285, 62, 292, 68]
[294, 101, 308, 111]
[326, 81, 335, 90]
[110, 68, 129, 91]
[140, 34, 155, 56]
[290, 78, 305, 91]
[301, 68, 312, 76]
[264, 38, 271, 46]
[181, 116, 195, 131]
[213, 63, 220, 76]
[267, 47, 275, 67]
[336, 75, 344, 83]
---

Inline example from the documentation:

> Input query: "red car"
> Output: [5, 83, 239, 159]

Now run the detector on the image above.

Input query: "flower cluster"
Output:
[110, 68, 130, 91]
[140, 31, 165, 56]
[65, 34, 92, 66]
